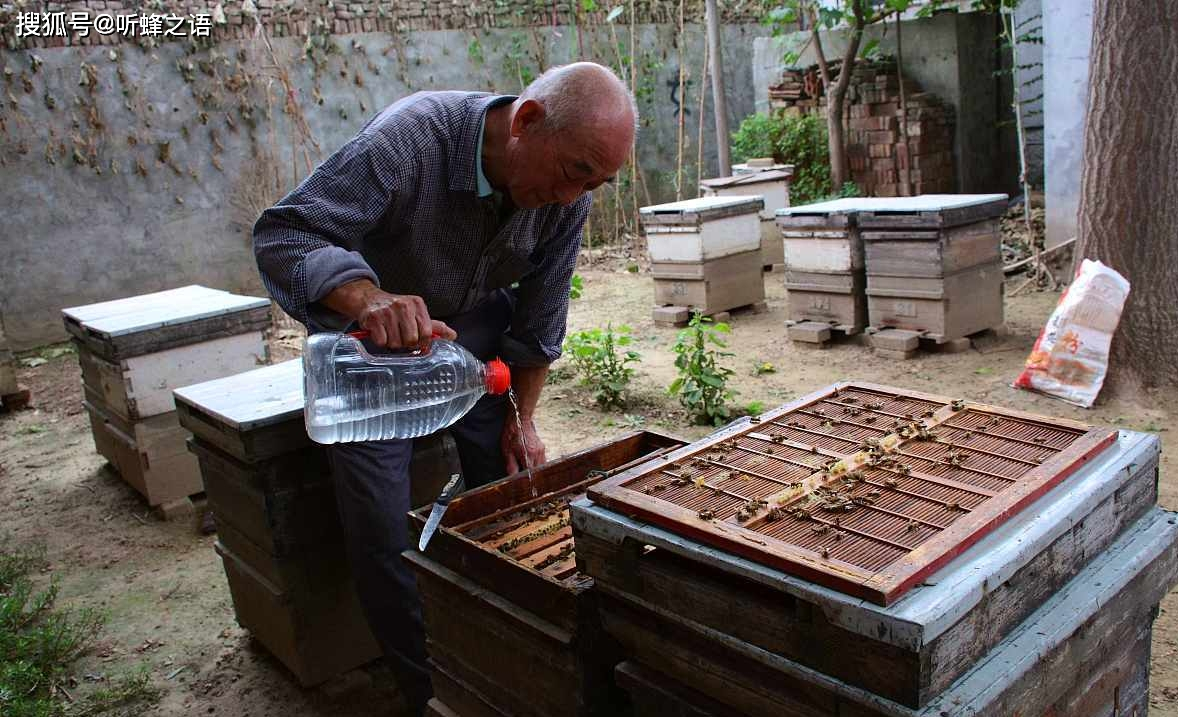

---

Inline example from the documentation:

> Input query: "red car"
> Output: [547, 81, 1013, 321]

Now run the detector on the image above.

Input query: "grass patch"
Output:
[0, 540, 160, 717]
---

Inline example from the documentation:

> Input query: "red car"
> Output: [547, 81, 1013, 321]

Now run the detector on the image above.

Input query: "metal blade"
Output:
[417, 473, 464, 552]
[418, 501, 448, 551]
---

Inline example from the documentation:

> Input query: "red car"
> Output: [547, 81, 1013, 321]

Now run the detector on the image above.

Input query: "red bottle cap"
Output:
[485, 358, 511, 395]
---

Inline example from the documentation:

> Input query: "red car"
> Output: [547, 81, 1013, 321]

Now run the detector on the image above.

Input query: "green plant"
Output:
[563, 324, 641, 409]
[669, 312, 737, 426]
[0, 540, 160, 716]
[745, 400, 766, 415]
[731, 112, 834, 204]
[569, 273, 584, 300]
[750, 361, 776, 376]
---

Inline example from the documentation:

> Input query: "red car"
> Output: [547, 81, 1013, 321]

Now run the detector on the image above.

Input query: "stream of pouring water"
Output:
[507, 388, 538, 498]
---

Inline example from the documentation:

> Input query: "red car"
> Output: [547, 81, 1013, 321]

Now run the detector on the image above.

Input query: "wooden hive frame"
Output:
[587, 382, 1116, 606]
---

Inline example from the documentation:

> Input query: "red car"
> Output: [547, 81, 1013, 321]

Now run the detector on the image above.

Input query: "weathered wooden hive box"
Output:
[641, 196, 766, 316]
[776, 198, 866, 333]
[572, 382, 1176, 716]
[406, 430, 684, 717]
[699, 167, 793, 269]
[174, 359, 460, 687]
[62, 285, 271, 509]
[0, 315, 20, 406]
[859, 194, 1007, 340]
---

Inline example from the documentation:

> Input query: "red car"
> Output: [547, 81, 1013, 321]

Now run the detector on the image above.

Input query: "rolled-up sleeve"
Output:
[500, 195, 591, 367]
[252, 134, 403, 329]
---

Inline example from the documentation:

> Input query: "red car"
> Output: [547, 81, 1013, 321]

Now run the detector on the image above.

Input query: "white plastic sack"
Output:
[1013, 259, 1130, 407]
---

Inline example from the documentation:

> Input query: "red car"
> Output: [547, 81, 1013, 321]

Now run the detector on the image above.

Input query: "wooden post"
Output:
[704, 0, 731, 176]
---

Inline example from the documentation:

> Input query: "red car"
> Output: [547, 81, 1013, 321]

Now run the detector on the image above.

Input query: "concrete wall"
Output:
[1013, 0, 1044, 186]
[753, 10, 1019, 196]
[0, 22, 769, 349]
[1043, 0, 1094, 248]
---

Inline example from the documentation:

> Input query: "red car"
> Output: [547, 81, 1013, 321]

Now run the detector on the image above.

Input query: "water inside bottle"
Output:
[507, 387, 538, 498]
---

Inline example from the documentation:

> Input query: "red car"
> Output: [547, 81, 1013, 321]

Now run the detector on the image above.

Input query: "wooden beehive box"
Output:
[858, 195, 1007, 340]
[650, 250, 765, 316]
[776, 199, 866, 332]
[62, 286, 272, 508]
[173, 359, 460, 686]
[641, 196, 764, 264]
[405, 430, 684, 717]
[572, 382, 1162, 710]
[700, 169, 793, 268]
[610, 505, 1175, 716]
[0, 315, 20, 402]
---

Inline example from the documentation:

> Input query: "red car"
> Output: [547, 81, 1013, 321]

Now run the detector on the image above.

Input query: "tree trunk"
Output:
[1075, 0, 1178, 391]
[824, 2, 866, 190]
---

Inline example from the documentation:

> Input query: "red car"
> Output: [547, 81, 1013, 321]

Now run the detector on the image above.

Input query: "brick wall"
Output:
[769, 59, 955, 197]
[3, 0, 771, 49]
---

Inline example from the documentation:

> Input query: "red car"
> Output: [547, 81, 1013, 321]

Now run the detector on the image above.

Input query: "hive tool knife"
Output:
[418, 472, 465, 551]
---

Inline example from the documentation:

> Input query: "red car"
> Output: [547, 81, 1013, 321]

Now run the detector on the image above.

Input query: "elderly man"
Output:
[253, 62, 637, 713]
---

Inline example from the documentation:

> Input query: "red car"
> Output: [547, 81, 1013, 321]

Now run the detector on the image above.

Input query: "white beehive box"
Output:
[640, 196, 764, 263]
[700, 168, 793, 219]
[62, 285, 272, 510]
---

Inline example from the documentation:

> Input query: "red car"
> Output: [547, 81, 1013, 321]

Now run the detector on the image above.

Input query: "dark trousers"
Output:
[324, 291, 513, 714]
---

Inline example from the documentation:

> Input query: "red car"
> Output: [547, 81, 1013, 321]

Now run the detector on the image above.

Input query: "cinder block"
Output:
[871, 329, 922, 352]
[875, 348, 917, 361]
[711, 311, 731, 323]
[788, 321, 832, 344]
[652, 306, 690, 327]
[156, 496, 195, 522]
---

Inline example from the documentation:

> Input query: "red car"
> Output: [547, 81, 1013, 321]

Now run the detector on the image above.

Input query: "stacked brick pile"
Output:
[768, 60, 955, 197]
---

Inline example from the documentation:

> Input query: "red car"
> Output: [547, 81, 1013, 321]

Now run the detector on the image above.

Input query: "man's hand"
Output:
[499, 364, 549, 475]
[321, 279, 456, 350]
[501, 414, 546, 475]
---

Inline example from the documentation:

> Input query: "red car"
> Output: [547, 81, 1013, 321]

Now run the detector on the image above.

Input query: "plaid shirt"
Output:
[252, 91, 591, 366]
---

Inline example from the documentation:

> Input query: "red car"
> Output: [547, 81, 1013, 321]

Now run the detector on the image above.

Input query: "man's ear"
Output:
[510, 99, 546, 138]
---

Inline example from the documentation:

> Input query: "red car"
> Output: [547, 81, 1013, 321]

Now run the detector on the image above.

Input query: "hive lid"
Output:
[62, 285, 270, 338]
[173, 358, 304, 431]
[640, 195, 764, 224]
[700, 168, 793, 189]
[586, 381, 1116, 605]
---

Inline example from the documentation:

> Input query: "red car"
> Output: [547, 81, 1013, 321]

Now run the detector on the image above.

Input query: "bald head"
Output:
[519, 62, 638, 141]
[483, 62, 638, 209]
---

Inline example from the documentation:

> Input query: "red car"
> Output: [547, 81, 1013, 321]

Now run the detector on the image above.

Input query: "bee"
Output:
[1033, 455, 1047, 465]
[1032, 437, 1048, 444]
[864, 415, 877, 424]
[772, 434, 787, 443]
[651, 484, 667, 492]
[961, 431, 974, 441]
[833, 530, 846, 542]
[810, 446, 819, 454]
[844, 396, 860, 404]
[906, 519, 919, 532]
[821, 548, 830, 558]
[697, 509, 717, 521]
[951, 399, 965, 412]
[895, 464, 911, 476]
[736, 510, 751, 523]
[750, 416, 762, 424]
[823, 420, 835, 430]
[884, 478, 899, 488]
[766, 507, 783, 522]
[765, 447, 775, 455]
[811, 524, 829, 534]
[943, 502, 962, 512]
[866, 402, 884, 411]
[921, 409, 935, 418]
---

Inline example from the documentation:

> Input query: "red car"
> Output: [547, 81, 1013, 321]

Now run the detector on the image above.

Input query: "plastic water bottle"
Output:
[303, 331, 511, 444]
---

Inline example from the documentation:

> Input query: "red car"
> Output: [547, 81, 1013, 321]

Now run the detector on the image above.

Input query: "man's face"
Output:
[503, 101, 633, 210]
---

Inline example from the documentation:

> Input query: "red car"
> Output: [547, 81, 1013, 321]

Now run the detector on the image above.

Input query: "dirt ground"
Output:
[1, 265, 1175, 716]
